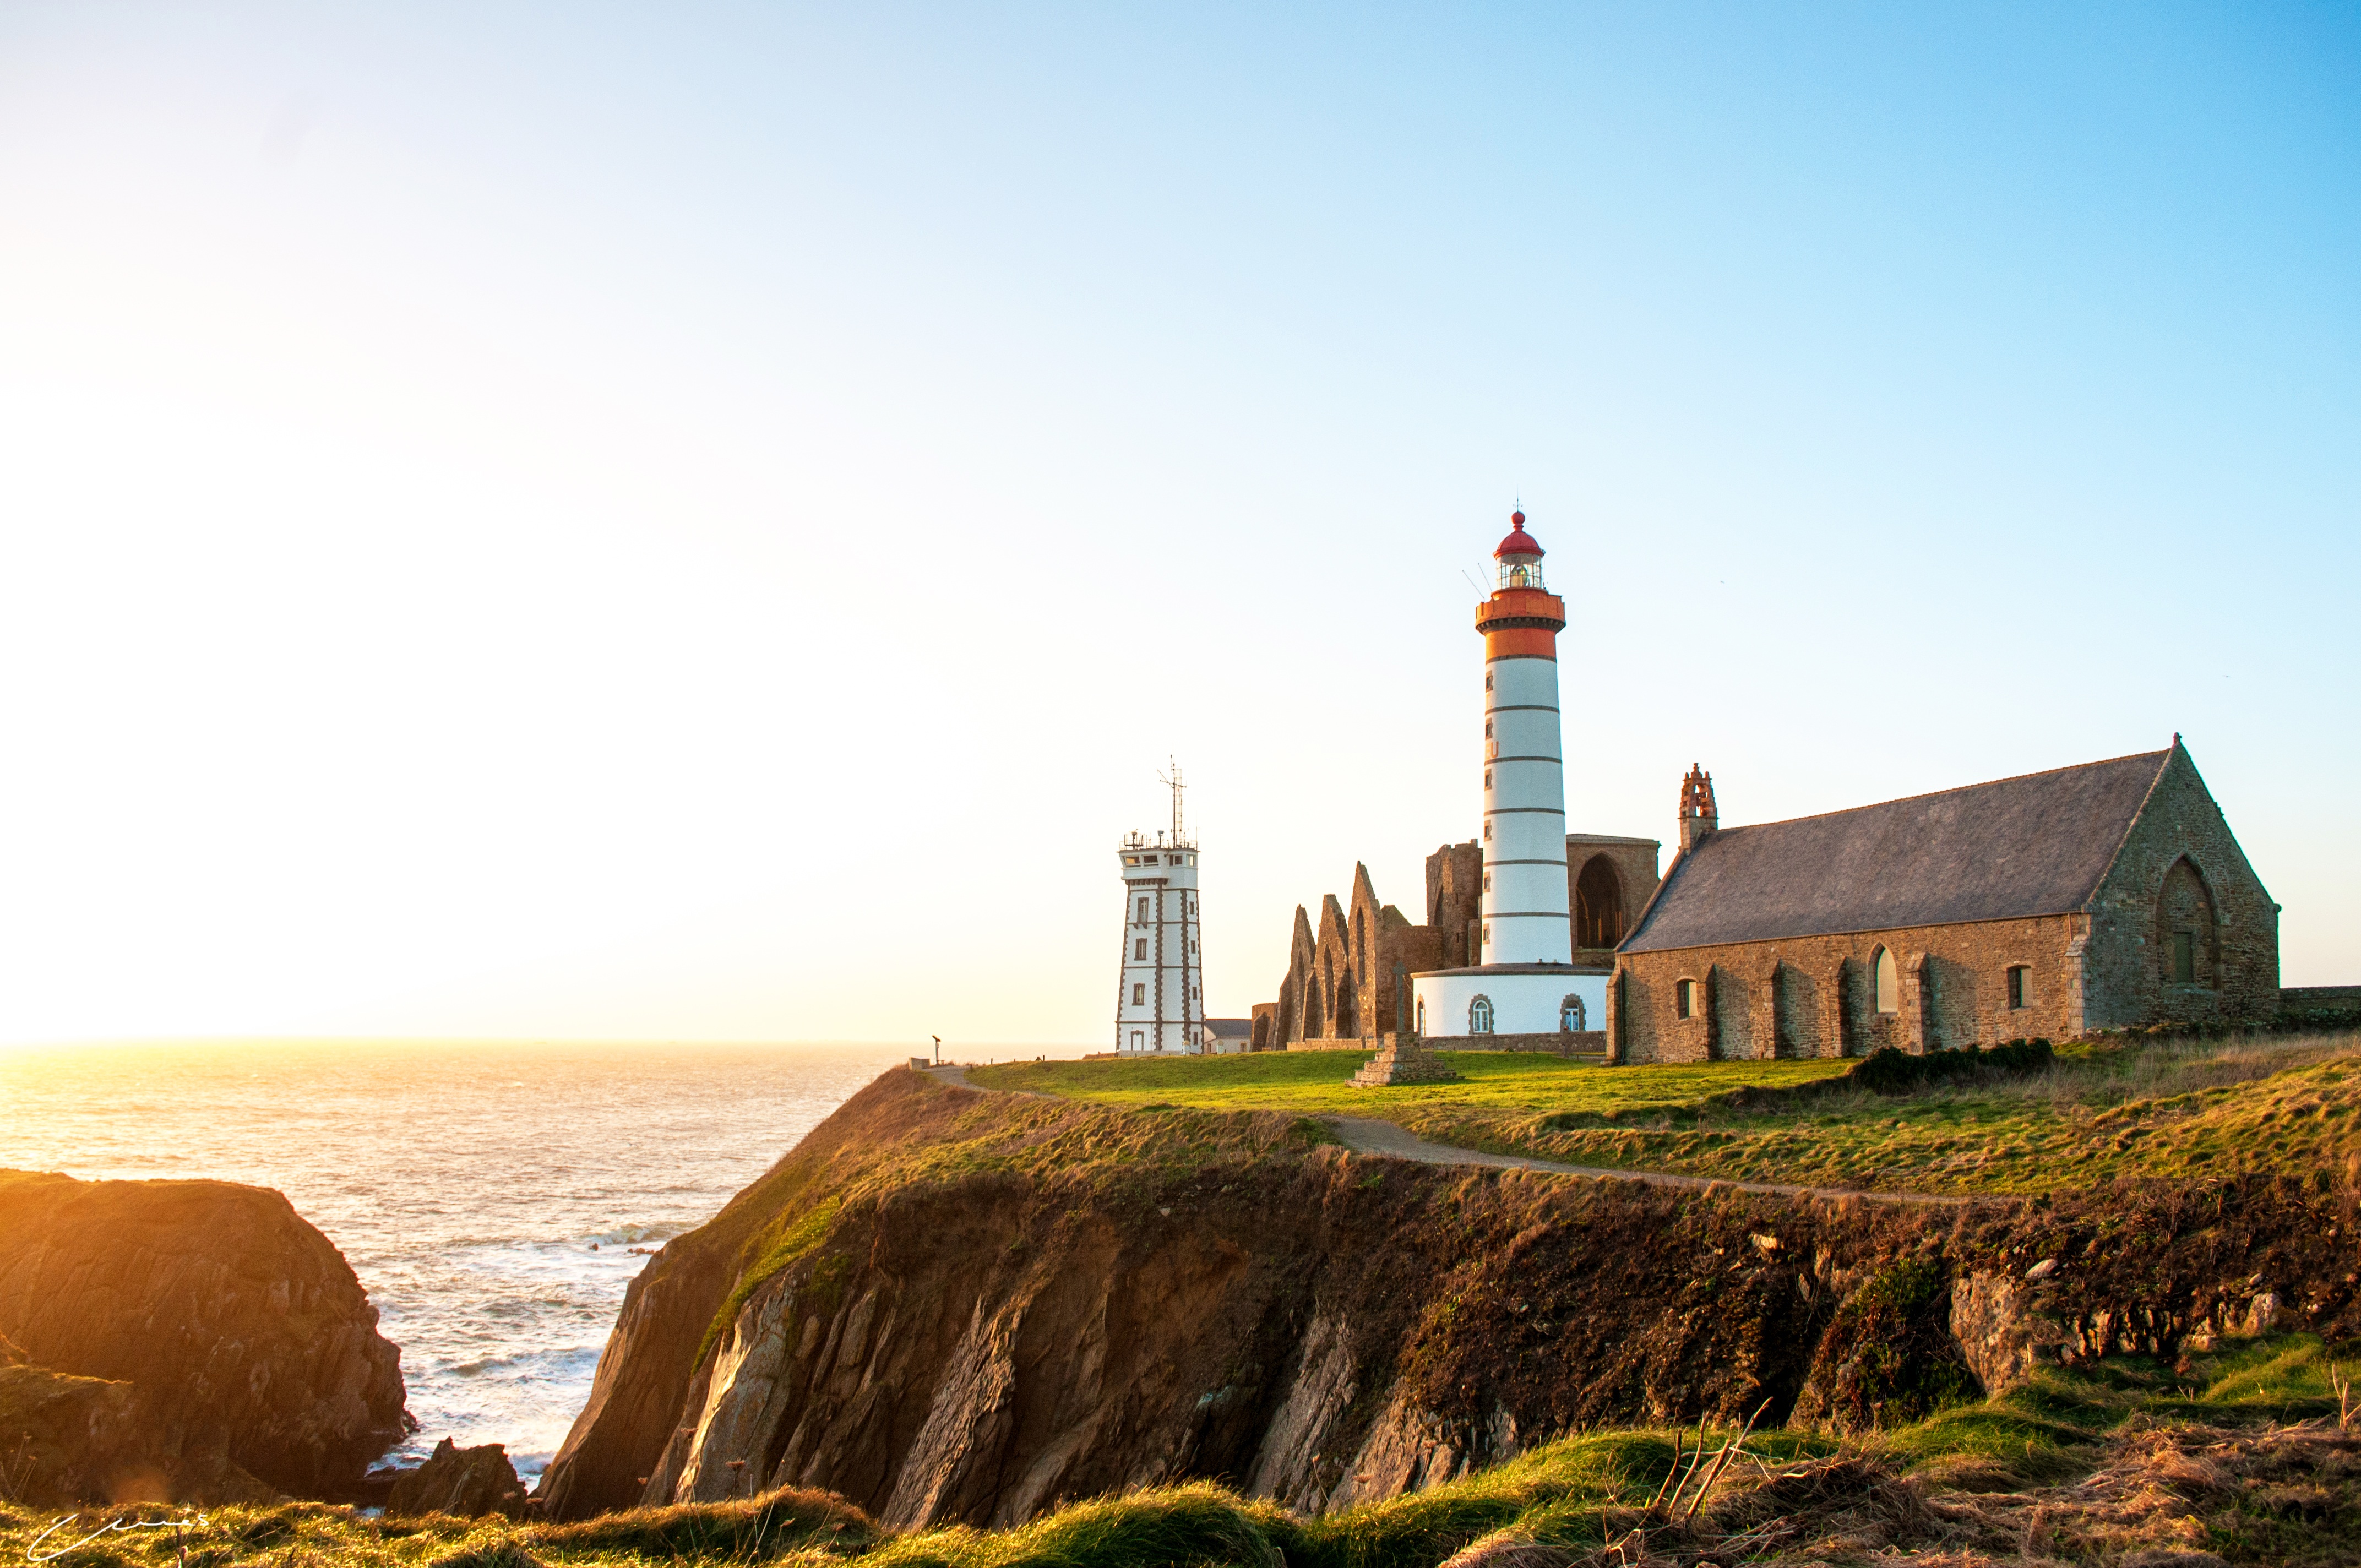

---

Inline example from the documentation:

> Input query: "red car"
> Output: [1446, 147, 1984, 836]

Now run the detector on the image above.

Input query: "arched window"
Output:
[1469, 994, 1495, 1033]
[1416, 997, 1428, 1035]
[1575, 854, 1625, 949]
[2157, 857, 2218, 987]
[1873, 948, 1899, 1014]
[1559, 993, 1586, 1031]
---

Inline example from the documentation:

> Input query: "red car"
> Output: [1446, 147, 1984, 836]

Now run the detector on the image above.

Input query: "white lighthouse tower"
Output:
[1412, 512, 1607, 1043]
[1114, 763, 1206, 1054]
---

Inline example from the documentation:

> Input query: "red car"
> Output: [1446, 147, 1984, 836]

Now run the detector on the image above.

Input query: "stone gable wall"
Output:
[2080, 746, 2280, 1028]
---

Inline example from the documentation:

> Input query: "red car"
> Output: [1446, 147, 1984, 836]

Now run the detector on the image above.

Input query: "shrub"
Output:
[1849, 1039, 2053, 1096]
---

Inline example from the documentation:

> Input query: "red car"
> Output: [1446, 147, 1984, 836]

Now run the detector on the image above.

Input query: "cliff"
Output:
[537, 1069, 2361, 1527]
[0, 1169, 408, 1503]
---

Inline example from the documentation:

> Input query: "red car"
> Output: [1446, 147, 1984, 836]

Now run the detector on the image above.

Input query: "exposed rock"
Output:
[1950, 1270, 2064, 1396]
[0, 1363, 276, 1506]
[388, 1438, 527, 1519]
[0, 1168, 407, 1500]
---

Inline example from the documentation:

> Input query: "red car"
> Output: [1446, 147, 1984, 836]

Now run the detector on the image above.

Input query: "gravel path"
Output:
[1323, 1115, 1966, 1206]
[922, 1064, 1963, 1207]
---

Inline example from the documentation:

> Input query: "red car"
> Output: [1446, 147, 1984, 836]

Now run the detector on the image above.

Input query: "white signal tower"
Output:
[1114, 761, 1206, 1054]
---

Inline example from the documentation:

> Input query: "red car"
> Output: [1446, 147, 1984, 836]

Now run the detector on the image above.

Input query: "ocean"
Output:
[0, 1040, 1066, 1485]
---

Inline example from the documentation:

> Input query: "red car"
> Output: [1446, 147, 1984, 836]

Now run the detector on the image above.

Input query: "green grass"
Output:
[971, 1032, 2361, 1195]
[9, 1337, 2354, 1568]
[968, 1050, 1848, 1120]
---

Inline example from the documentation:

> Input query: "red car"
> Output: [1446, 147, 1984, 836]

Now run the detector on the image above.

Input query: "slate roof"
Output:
[1620, 750, 2172, 953]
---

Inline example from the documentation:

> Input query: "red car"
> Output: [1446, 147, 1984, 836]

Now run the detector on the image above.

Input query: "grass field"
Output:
[969, 1030, 2361, 1195]
[9, 1336, 2354, 1568]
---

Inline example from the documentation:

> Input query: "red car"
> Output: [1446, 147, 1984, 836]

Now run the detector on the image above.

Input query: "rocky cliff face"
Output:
[0, 1170, 408, 1503]
[538, 1071, 2361, 1527]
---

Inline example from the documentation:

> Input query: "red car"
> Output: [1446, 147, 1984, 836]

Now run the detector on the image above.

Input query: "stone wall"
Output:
[1567, 833, 1660, 961]
[2079, 745, 2281, 1028]
[1610, 913, 2086, 1063]
[1422, 1030, 1606, 1055]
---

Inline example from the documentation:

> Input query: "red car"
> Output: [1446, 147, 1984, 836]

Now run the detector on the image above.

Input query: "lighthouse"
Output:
[1412, 512, 1607, 1043]
[1114, 763, 1206, 1054]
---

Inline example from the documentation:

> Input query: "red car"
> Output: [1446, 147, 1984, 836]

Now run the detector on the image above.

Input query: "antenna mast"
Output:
[1159, 756, 1188, 848]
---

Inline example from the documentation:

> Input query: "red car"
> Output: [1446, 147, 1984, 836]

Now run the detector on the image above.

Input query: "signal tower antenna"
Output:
[1160, 756, 1189, 848]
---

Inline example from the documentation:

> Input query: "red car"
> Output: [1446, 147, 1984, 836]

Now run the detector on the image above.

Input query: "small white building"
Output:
[1201, 1017, 1255, 1055]
[1114, 767, 1209, 1054]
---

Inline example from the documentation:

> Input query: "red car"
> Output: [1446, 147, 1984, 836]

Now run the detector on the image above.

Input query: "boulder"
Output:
[388, 1438, 527, 1519]
[0, 1168, 409, 1501]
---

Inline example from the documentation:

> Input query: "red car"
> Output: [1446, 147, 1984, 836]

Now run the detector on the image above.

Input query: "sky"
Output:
[0, 3, 2354, 1047]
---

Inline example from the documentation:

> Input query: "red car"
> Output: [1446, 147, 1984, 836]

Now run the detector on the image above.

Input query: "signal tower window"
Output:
[1132, 983, 1145, 1005]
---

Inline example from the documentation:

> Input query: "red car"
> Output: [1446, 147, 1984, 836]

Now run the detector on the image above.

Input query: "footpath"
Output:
[922, 1064, 1964, 1207]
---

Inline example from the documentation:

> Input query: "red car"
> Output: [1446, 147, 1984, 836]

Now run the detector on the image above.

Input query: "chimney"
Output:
[1678, 764, 1718, 854]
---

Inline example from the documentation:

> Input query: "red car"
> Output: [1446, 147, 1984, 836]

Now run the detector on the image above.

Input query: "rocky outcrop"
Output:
[538, 1072, 2361, 1527]
[0, 1169, 408, 1502]
[388, 1438, 527, 1518]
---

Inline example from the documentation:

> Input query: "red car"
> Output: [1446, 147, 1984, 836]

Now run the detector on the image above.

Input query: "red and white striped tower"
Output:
[1414, 511, 1604, 1043]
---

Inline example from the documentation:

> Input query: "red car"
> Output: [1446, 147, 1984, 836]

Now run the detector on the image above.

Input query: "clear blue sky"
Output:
[1, 3, 2353, 1043]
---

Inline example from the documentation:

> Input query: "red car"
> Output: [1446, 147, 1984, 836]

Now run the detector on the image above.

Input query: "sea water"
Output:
[0, 1040, 1068, 1484]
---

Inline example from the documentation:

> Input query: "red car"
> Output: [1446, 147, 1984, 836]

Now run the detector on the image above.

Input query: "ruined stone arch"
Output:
[2156, 855, 2220, 987]
[1574, 854, 1626, 949]
[1334, 969, 1358, 1036]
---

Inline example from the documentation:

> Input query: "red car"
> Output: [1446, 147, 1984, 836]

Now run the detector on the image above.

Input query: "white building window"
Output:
[1416, 998, 1427, 1033]
[1560, 994, 1586, 1031]
[1469, 994, 1494, 1034]
[1138, 897, 1150, 922]
[1134, 938, 1147, 960]
[1132, 983, 1146, 1005]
